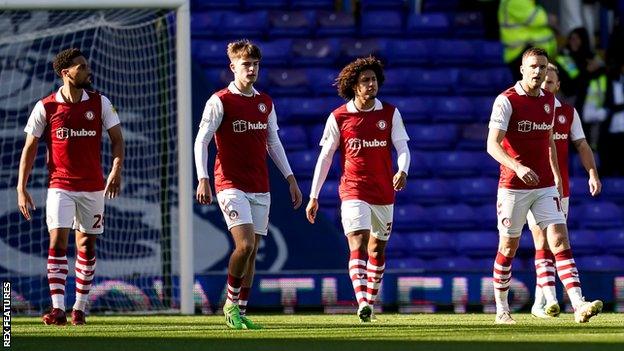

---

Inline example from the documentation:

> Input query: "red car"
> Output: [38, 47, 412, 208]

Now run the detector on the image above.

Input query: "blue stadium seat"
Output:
[422, 0, 460, 12]
[278, 125, 308, 150]
[291, 0, 335, 10]
[265, 68, 310, 96]
[339, 38, 387, 62]
[269, 10, 316, 37]
[360, 10, 404, 36]
[191, 11, 227, 37]
[316, 11, 356, 37]
[381, 68, 410, 95]
[473, 204, 496, 231]
[431, 96, 474, 123]
[394, 204, 431, 232]
[244, 0, 289, 9]
[317, 179, 340, 206]
[406, 13, 450, 37]
[298, 179, 311, 197]
[386, 257, 427, 270]
[220, 11, 269, 38]
[384, 96, 430, 122]
[385, 39, 430, 66]
[193, 40, 229, 67]
[575, 255, 622, 272]
[474, 152, 500, 177]
[408, 179, 453, 205]
[601, 177, 624, 203]
[192, 0, 241, 10]
[568, 176, 591, 204]
[456, 123, 488, 150]
[360, 0, 406, 11]
[318, 207, 340, 225]
[406, 124, 458, 150]
[288, 150, 318, 179]
[428, 151, 482, 178]
[579, 201, 623, 229]
[472, 96, 496, 122]
[433, 40, 477, 65]
[604, 229, 624, 255]
[457, 68, 513, 95]
[453, 177, 498, 204]
[203, 68, 231, 87]
[283, 97, 339, 123]
[401, 151, 429, 179]
[292, 39, 340, 66]
[568, 230, 601, 255]
[431, 204, 478, 230]
[307, 123, 325, 146]
[517, 231, 535, 256]
[430, 256, 479, 272]
[306, 68, 339, 95]
[480, 40, 505, 65]
[256, 39, 293, 66]
[385, 232, 413, 258]
[451, 12, 484, 38]
[406, 232, 455, 258]
[455, 231, 498, 257]
[571, 153, 600, 178]
[409, 69, 457, 95]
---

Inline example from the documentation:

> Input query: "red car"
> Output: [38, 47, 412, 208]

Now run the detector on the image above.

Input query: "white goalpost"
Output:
[0, 0, 194, 314]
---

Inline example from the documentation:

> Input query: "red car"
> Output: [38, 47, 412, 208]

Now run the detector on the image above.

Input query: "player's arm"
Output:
[266, 104, 302, 210]
[306, 115, 339, 224]
[17, 134, 39, 220]
[194, 95, 223, 205]
[548, 128, 563, 196]
[391, 108, 410, 191]
[105, 125, 124, 199]
[486, 95, 538, 186]
[570, 108, 601, 196]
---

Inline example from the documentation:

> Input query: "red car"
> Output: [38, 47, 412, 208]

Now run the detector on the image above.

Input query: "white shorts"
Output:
[527, 196, 569, 228]
[46, 188, 105, 235]
[216, 188, 270, 236]
[496, 186, 566, 238]
[340, 200, 394, 241]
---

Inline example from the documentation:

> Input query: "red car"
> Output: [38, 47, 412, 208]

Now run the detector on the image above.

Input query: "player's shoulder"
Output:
[331, 102, 348, 117]
[380, 100, 396, 111]
[214, 87, 231, 99]
[500, 86, 517, 98]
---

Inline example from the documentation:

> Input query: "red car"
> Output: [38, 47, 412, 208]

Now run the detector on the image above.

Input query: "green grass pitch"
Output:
[10, 313, 624, 351]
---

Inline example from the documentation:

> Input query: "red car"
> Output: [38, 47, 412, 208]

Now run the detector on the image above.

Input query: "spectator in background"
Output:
[598, 59, 624, 176]
[498, 0, 557, 81]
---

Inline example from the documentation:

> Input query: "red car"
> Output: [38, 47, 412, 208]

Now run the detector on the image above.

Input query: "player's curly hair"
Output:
[335, 56, 385, 101]
[52, 48, 84, 77]
[227, 39, 262, 61]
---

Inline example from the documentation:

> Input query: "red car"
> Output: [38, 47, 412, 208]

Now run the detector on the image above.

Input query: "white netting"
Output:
[0, 9, 181, 313]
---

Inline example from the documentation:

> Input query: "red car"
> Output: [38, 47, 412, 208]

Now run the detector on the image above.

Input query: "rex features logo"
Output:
[232, 120, 268, 133]
[347, 138, 387, 153]
[55, 127, 96, 140]
[517, 120, 552, 133]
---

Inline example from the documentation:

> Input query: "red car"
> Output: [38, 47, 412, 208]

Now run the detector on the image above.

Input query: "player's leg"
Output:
[365, 204, 393, 318]
[493, 189, 531, 324]
[70, 190, 104, 325]
[42, 189, 74, 326]
[341, 200, 372, 322]
[240, 234, 260, 317]
[537, 191, 602, 322]
[216, 189, 255, 329]
[527, 210, 558, 318]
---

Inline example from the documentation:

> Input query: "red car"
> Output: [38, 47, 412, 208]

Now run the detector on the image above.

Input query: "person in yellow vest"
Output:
[498, 0, 557, 81]
[582, 73, 608, 149]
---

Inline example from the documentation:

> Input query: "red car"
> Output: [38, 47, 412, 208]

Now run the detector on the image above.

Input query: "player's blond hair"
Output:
[546, 63, 559, 78]
[521, 47, 548, 62]
[226, 39, 262, 62]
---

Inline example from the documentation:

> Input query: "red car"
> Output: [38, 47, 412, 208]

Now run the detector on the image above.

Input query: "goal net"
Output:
[0, 7, 192, 314]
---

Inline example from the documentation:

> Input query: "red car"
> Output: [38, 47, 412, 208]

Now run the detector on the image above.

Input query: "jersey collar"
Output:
[346, 98, 382, 113]
[514, 81, 545, 97]
[228, 81, 260, 97]
[55, 87, 89, 103]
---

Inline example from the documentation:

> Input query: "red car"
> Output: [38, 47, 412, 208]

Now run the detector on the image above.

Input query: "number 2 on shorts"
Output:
[552, 197, 561, 212]
[93, 214, 103, 229]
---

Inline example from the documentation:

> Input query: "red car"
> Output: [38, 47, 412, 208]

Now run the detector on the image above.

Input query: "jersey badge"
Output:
[544, 104, 551, 114]
[258, 103, 267, 113]
[376, 120, 387, 130]
[557, 114, 566, 124]
[84, 110, 95, 120]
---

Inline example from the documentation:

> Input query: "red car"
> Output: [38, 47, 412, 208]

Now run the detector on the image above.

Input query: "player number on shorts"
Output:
[552, 197, 561, 212]
[93, 214, 103, 229]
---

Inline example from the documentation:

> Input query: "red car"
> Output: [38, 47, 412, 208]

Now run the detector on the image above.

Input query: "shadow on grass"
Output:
[10, 337, 624, 351]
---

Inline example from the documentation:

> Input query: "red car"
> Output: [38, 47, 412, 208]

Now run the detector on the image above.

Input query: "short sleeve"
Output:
[101, 95, 121, 130]
[570, 108, 586, 141]
[488, 95, 512, 131]
[319, 114, 340, 148]
[23, 101, 47, 138]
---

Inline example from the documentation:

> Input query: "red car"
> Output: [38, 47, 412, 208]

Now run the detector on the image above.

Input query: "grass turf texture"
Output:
[11, 313, 624, 351]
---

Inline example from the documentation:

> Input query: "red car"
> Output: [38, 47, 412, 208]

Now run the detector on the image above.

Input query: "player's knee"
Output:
[236, 241, 255, 257]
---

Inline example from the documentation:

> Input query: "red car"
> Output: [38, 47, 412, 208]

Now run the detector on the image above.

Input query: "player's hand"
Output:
[104, 169, 122, 199]
[196, 178, 213, 205]
[287, 175, 302, 210]
[17, 189, 35, 221]
[305, 198, 319, 224]
[588, 175, 602, 196]
[515, 165, 539, 186]
[393, 171, 407, 191]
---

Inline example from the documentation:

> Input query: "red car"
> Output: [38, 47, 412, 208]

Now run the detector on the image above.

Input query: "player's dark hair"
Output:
[522, 47, 548, 61]
[52, 48, 84, 77]
[227, 39, 262, 61]
[335, 56, 385, 101]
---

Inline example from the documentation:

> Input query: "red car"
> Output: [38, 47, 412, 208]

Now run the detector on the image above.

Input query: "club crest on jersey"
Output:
[501, 218, 511, 228]
[228, 210, 239, 220]
[84, 110, 95, 120]
[258, 103, 267, 113]
[544, 104, 551, 114]
[376, 120, 387, 130]
[558, 114, 566, 124]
